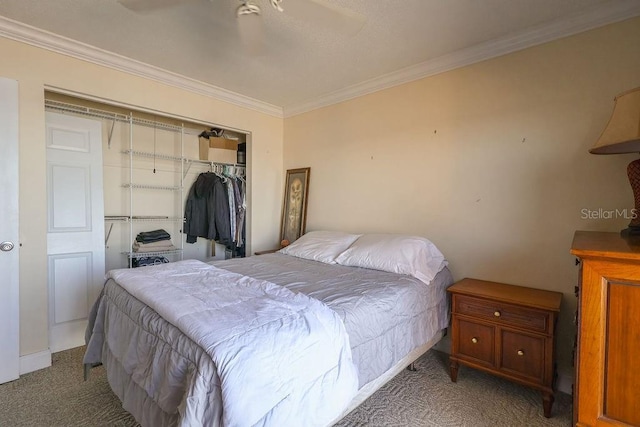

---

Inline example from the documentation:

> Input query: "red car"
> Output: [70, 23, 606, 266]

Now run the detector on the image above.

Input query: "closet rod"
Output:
[184, 159, 245, 178]
[188, 159, 245, 168]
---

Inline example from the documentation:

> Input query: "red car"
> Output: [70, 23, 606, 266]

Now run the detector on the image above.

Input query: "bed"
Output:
[84, 232, 453, 426]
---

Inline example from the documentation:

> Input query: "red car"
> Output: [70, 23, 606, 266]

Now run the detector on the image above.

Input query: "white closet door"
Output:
[46, 112, 105, 353]
[0, 77, 20, 384]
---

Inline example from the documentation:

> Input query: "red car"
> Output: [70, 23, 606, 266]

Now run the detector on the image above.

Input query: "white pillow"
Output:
[334, 234, 447, 284]
[278, 230, 362, 264]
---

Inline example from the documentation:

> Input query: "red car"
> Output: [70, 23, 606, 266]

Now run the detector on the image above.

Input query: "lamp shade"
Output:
[590, 87, 640, 154]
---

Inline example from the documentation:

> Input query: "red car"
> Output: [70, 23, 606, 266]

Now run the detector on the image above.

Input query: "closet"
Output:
[44, 95, 248, 272]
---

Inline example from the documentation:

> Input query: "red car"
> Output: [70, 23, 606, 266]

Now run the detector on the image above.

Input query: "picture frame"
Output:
[280, 167, 310, 245]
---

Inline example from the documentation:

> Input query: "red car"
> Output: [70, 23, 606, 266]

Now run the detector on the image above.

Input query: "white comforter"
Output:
[88, 260, 359, 427]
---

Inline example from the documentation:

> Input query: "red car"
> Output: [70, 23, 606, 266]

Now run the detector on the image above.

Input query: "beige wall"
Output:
[284, 17, 640, 376]
[4, 15, 639, 379]
[0, 37, 284, 357]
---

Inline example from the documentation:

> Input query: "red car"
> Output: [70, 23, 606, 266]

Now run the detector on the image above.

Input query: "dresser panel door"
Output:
[604, 280, 640, 426]
[456, 319, 495, 366]
[578, 259, 640, 427]
[500, 329, 544, 383]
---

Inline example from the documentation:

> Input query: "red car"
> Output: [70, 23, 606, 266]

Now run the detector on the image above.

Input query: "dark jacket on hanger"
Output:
[184, 173, 231, 245]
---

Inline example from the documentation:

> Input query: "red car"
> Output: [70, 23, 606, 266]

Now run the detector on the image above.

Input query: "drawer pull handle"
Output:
[494, 311, 501, 317]
[517, 350, 524, 356]
[471, 337, 478, 344]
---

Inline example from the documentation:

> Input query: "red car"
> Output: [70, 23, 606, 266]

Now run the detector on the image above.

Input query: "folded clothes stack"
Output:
[133, 229, 177, 253]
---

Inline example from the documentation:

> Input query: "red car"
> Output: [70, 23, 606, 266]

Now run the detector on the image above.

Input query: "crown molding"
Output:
[1, 0, 638, 121]
[0, 16, 283, 118]
[283, 0, 640, 117]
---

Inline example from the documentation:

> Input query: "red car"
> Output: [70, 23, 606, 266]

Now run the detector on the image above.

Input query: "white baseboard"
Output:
[19, 350, 51, 375]
[556, 372, 573, 395]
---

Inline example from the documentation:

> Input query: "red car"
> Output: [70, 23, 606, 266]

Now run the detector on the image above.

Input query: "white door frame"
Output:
[0, 77, 20, 384]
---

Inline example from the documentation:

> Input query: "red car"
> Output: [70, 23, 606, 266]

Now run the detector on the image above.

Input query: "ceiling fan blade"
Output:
[117, 0, 196, 13]
[282, 0, 365, 36]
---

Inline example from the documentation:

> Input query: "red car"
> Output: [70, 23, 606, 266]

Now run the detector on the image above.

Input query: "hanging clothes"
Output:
[184, 172, 231, 246]
[233, 178, 246, 248]
[226, 178, 236, 246]
[184, 165, 246, 257]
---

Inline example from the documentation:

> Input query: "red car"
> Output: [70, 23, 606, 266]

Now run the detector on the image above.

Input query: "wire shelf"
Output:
[183, 158, 246, 178]
[44, 100, 183, 132]
[45, 100, 130, 122]
[123, 150, 184, 162]
[122, 183, 182, 191]
[105, 216, 185, 222]
[104, 216, 130, 222]
[185, 158, 246, 169]
[124, 249, 184, 258]
[132, 216, 185, 222]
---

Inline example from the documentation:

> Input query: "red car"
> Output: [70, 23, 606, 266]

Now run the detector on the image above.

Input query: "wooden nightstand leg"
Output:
[449, 358, 459, 382]
[542, 392, 554, 418]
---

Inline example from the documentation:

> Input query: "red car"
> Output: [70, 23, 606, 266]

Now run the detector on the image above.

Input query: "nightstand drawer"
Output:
[455, 295, 550, 334]
[500, 329, 545, 382]
[456, 319, 495, 366]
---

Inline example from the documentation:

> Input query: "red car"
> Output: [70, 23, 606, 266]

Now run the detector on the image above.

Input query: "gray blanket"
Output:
[84, 254, 452, 426]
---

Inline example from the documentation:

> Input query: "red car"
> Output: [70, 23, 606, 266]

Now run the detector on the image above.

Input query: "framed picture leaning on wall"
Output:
[280, 167, 310, 245]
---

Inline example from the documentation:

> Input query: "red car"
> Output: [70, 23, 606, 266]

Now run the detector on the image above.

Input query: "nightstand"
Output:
[448, 278, 562, 418]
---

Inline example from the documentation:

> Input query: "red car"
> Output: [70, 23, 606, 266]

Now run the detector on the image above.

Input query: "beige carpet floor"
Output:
[0, 347, 571, 426]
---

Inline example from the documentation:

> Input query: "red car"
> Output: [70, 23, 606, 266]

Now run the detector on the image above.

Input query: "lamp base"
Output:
[621, 226, 640, 237]
[626, 158, 640, 230]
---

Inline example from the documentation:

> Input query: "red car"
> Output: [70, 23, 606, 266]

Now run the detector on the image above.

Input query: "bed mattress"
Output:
[212, 253, 452, 388]
[84, 253, 452, 426]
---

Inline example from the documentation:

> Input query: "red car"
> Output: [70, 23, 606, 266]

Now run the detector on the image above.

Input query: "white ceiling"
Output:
[0, 0, 639, 116]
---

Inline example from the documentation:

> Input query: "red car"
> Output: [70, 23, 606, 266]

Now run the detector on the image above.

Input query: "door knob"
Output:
[0, 241, 15, 252]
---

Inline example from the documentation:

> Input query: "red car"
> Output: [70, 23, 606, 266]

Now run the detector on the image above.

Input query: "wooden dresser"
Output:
[448, 278, 562, 418]
[571, 231, 640, 427]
